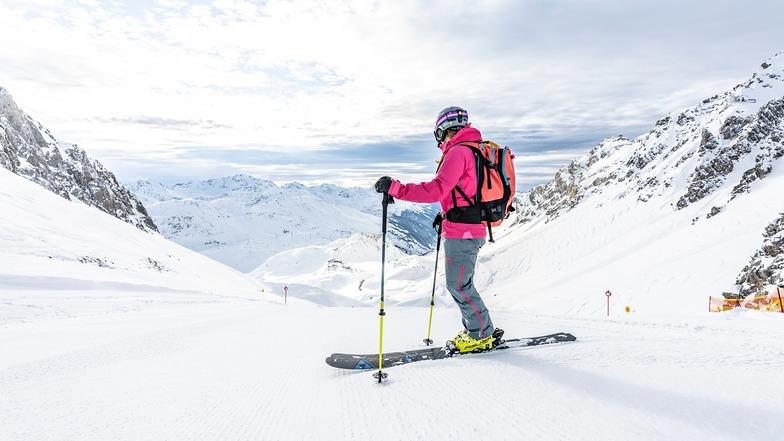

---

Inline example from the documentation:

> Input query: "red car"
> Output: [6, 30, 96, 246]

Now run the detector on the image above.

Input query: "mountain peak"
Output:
[760, 51, 783, 69]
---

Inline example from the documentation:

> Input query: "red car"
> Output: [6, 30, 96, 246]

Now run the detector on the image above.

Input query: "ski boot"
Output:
[449, 330, 494, 354]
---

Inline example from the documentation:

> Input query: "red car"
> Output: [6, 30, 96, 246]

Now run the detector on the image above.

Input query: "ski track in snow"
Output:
[2, 300, 782, 441]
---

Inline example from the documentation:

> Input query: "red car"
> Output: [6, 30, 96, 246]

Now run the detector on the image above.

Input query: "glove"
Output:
[432, 213, 444, 230]
[374, 176, 393, 193]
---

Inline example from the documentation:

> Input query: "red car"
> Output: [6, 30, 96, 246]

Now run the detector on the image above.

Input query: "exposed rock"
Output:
[734, 212, 784, 297]
[0, 86, 157, 233]
[505, 53, 784, 291]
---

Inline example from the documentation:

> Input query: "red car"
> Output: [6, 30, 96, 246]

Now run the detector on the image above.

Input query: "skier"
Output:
[374, 106, 502, 353]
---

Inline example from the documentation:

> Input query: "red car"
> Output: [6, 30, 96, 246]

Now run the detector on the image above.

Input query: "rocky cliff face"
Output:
[734, 212, 784, 296]
[516, 55, 784, 225]
[508, 54, 784, 297]
[0, 87, 157, 233]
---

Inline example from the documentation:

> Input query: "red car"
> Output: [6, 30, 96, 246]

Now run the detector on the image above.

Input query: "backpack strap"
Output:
[451, 185, 473, 206]
[487, 219, 495, 243]
[444, 144, 486, 226]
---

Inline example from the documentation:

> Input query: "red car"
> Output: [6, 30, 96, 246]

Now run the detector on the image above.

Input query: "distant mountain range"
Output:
[128, 176, 439, 273]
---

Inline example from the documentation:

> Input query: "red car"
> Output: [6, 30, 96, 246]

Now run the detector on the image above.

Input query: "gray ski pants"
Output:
[443, 238, 494, 340]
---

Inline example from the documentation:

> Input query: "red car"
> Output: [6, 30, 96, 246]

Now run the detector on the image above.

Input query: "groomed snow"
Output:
[2, 166, 783, 440]
[3, 301, 782, 441]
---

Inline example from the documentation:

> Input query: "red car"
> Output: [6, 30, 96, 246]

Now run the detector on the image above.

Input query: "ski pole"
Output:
[424, 223, 442, 345]
[778, 284, 784, 314]
[373, 192, 393, 383]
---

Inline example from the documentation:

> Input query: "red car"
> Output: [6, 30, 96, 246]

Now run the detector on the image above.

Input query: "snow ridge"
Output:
[517, 53, 784, 226]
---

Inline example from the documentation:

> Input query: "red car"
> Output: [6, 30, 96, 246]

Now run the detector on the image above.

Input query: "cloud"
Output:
[1, 0, 783, 189]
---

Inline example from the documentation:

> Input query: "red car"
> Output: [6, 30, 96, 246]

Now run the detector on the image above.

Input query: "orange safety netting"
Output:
[709, 288, 784, 313]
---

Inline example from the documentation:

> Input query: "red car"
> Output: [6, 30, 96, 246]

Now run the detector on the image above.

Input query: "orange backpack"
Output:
[445, 140, 517, 242]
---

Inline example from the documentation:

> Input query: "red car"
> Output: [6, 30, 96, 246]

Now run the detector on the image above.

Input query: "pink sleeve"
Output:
[389, 147, 470, 203]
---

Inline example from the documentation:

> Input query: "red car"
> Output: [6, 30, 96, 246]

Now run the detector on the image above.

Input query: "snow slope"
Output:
[250, 162, 784, 314]
[3, 164, 784, 441]
[482, 162, 784, 315]
[0, 168, 265, 309]
[3, 300, 782, 440]
[251, 232, 445, 306]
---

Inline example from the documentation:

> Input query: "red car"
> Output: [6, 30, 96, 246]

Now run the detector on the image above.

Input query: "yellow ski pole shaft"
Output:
[424, 224, 442, 345]
[373, 192, 392, 383]
[377, 298, 385, 381]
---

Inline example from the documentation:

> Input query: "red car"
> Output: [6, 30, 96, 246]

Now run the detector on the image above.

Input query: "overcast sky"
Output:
[1, 0, 783, 190]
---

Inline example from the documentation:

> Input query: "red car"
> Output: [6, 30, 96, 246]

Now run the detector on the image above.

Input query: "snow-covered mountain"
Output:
[0, 87, 157, 233]
[128, 175, 439, 272]
[510, 53, 784, 297]
[255, 53, 784, 309]
[0, 166, 270, 318]
[517, 55, 783, 225]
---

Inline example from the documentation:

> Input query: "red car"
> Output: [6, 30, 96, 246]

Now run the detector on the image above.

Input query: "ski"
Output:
[325, 332, 576, 370]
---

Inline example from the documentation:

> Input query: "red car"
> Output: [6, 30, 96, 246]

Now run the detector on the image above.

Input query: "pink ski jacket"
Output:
[388, 124, 486, 239]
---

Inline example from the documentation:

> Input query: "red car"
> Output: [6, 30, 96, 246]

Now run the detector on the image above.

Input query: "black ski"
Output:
[325, 332, 576, 370]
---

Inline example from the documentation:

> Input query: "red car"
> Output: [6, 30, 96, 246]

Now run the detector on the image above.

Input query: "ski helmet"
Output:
[433, 106, 469, 144]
